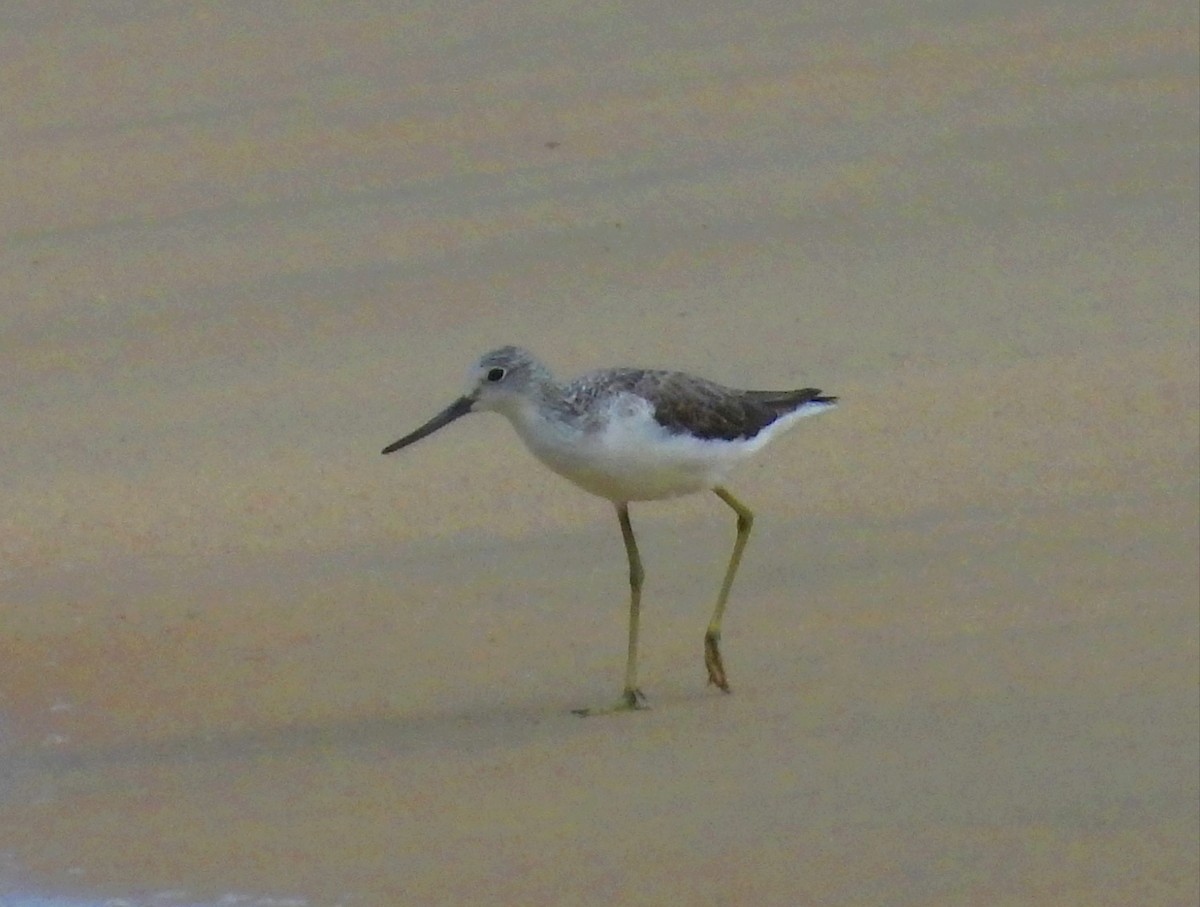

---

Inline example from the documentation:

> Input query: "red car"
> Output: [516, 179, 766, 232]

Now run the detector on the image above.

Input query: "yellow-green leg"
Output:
[573, 502, 649, 716]
[705, 486, 754, 692]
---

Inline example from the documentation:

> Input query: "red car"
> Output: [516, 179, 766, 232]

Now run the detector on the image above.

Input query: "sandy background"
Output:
[1, 2, 1198, 905]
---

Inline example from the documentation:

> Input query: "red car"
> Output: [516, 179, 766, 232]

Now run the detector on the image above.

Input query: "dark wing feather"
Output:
[561, 368, 835, 441]
[646, 374, 834, 441]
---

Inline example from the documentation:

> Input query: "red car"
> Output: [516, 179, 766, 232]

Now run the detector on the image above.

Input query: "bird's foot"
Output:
[704, 630, 731, 693]
[572, 688, 649, 717]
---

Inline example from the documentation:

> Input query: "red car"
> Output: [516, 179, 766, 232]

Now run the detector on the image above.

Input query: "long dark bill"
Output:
[381, 395, 474, 454]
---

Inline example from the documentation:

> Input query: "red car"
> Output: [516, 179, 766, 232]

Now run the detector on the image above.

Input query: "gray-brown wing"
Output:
[572, 370, 830, 441]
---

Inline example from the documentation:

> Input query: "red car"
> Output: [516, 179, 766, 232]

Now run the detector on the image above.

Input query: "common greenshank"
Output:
[382, 346, 836, 715]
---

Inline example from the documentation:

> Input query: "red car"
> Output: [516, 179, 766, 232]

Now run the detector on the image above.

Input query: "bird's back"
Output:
[572, 370, 835, 442]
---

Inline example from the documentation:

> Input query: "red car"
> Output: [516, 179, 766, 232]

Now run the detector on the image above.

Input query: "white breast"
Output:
[501, 393, 827, 502]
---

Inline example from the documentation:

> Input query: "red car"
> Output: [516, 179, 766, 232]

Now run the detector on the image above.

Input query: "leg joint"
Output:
[629, 562, 644, 589]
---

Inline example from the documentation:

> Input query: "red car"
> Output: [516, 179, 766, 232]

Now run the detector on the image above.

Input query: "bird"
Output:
[382, 346, 836, 715]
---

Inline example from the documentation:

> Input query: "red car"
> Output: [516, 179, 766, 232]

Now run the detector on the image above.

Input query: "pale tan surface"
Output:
[1, 3, 1198, 905]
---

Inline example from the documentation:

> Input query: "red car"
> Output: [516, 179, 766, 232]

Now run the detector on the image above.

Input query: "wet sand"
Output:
[2, 3, 1198, 905]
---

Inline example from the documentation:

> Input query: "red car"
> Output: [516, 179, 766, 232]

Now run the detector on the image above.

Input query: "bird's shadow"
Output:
[1, 688, 712, 786]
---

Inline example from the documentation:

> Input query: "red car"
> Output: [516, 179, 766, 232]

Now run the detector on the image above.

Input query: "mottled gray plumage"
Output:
[474, 346, 836, 441]
[563, 369, 835, 441]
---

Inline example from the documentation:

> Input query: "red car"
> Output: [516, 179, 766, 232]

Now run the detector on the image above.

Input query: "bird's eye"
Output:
[486, 367, 506, 383]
